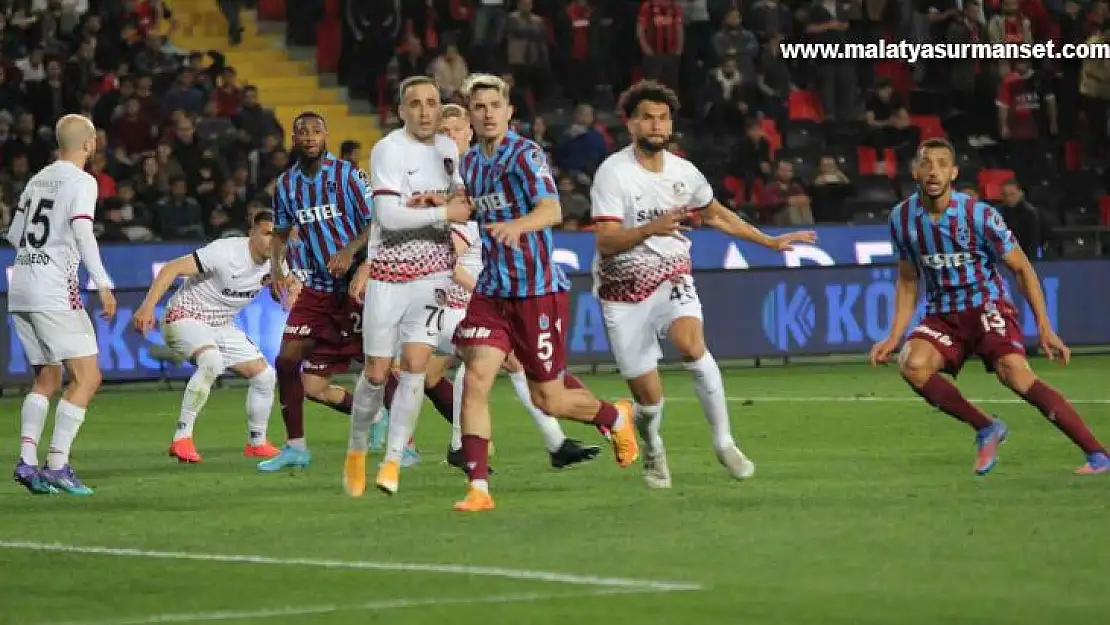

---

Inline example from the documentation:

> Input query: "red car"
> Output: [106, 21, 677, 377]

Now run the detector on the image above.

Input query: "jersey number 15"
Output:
[18, 198, 55, 249]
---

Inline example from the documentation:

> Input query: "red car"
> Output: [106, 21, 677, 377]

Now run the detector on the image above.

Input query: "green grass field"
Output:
[2, 356, 1109, 625]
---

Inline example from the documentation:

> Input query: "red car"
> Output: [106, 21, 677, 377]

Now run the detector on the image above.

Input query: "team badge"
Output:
[260, 274, 272, 287]
[327, 181, 337, 193]
[443, 157, 455, 176]
[538, 313, 550, 331]
[435, 288, 447, 306]
[673, 182, 687, 196]
[357, 169, 369, 183]
[525, 148, 552, 178]
[956, 223, 971, 248]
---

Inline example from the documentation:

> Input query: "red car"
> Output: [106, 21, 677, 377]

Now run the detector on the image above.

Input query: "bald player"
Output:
[8, 114, 117, 496]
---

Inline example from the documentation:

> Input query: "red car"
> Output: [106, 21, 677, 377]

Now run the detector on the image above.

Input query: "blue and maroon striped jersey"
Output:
[461, 131, 570, 299]
[273, 154, 370, 293]
[889, 191, 1018, 315]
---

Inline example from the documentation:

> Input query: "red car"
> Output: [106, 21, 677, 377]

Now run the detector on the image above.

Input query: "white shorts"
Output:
[10, 310, 98, 366]
[436, 305, 468, 356]
[363, 275, 452, 358]
[602, 276, 703, 380]
[162, 318, 263, 367]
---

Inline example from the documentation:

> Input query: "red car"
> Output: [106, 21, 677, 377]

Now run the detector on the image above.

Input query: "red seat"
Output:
[258, 0, 284, 20]
[759, 118, 782, 156]
[788, 90, 823, 122]
[723, 175, 745, 204]
[856, 146, 898, 177]
[978, 169, 1015, 201]
[1064, 140, 1083, 171]
[315, 19, 341, 72]
[911, 114, 946, 140]
[1099, 196, 1110, 226]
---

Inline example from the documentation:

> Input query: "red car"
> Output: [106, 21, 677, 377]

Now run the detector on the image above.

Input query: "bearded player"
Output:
[591, 80, 816, 489]
[260, 111, 372, 472]
[870, 138, 1109, 476]
[449, 74, 639, 512]
[133, 210, 281, 463]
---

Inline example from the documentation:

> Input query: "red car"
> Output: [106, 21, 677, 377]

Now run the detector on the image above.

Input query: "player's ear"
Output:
[506, 104, 514, 121]
[949, 165, 959, 183]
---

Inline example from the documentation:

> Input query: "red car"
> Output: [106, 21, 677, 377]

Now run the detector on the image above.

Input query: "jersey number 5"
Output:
[18, 198, 55, 249]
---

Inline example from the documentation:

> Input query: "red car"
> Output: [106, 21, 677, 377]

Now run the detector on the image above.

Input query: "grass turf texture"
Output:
[2, 356, 1109, 625]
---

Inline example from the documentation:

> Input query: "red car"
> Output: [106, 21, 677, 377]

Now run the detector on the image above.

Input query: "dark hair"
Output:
[293, 111, 326, 130]
[916, 137, 957, 161]
[618, 80, 680, 120]
[169, 175, 187, 186]
[1002, 178, 1021, 189]
[252, 209, 274, 226]
[340, 140, 360, 156]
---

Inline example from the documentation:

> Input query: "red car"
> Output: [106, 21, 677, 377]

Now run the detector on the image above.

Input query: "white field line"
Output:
[668, 395, 1110, 405]
[0, 540, 703, 592]
[49, 588, 661, 625]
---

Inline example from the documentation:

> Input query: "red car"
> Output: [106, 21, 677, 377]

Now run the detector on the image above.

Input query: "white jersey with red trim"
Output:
[444, 221, 481, 309]
[164, 237, 271, 327]
[589, 147, 714, 303]
[8, 161, 100, 312]
[366, 128, 463, 283]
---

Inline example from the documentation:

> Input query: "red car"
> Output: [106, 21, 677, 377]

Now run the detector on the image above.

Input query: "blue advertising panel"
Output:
[3, 260, 1109, 384]
[0, 225, 895, 291]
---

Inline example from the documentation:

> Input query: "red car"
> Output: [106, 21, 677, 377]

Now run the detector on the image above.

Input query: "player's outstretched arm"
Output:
[134, 254, 202, 333]
[72, 215, 116, 321]
[870, 260, 919, 365]
[1002, 245, 1069, 362]
[701, 199, 816, 250]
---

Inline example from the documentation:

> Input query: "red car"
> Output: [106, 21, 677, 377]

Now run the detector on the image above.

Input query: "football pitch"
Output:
[2, 357, 1109, 625]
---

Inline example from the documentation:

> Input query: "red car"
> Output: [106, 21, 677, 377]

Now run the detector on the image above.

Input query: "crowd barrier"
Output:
[3, 259, 1109, 385]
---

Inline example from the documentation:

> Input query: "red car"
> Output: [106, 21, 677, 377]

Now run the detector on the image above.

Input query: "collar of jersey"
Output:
[293, 152, 338, 179]
[911, 192, 965, 217]
[476, 131, 520, 164]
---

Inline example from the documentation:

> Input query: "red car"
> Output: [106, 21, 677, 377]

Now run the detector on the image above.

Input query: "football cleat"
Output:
[12, 460, 57, 495]
[168, 438, 202, 463]
[40, 464, 93, 495]
[974, 419, 1009, 476]
[549, 438, 601, 469]
[257, 445, 311, 472]
[1075, 451, 1110, 476]
[452, 485, 495, 512]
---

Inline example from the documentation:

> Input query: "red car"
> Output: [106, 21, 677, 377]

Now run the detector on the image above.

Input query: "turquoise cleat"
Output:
[401, 442, 421, 467]
[257, 445, 312, 473]
[369, 409, 389, 451]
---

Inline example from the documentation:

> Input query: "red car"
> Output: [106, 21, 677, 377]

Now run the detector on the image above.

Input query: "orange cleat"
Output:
[169, 438, 202, 463]
[452, 486, 495, 512]
[609, 400, 639, 468]
[376, 459, 400, 495]
[343, 450, 367, 497]
[243, 441, 281, 459]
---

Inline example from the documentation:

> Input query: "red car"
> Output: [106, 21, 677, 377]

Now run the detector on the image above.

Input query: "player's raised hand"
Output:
[487, 221, 525, 248]
[1039, 328, 1072, 365]
[869, 337, 900, 366]
[443, 195, 473, 222]
[769, 230, 818, 252]
[132, 303, 157, 333]
[349, 263, 371, 303]
[642, 209, 690, 238]
[98, 288, 117, 322]
[270, 271, 293, 303]
[283, 280, 302, 312]
[327, 248, 355, 276]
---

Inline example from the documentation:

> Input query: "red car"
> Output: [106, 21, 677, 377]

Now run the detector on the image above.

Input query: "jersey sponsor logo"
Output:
[221, 287, 261, 299]
[294, 204, 343, 225]
[456, 325, 492, 340]
[911, 324, 954, 347]
[473, 192, 511, 214]
[921, 252, 973, 269]
[284, 324, 313, 336]
[635, 206, 683, 223]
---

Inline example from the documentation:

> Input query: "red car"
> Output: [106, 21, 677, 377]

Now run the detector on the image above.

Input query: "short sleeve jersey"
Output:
[164, 237, 272, 326]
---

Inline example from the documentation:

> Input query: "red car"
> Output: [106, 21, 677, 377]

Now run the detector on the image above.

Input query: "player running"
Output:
[260, 111, 372, 473]
[343, 75, 471, 497]
[449, 74, 639, 512]
[132, 210, 282, 463]
[869, 138, 1109, 476]
[591, 80, 816, 489]
[8, 114, 115, 495]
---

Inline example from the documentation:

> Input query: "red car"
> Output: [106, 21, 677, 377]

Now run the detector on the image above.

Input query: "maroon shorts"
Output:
[285, 288, 363, 376]
[907, 302, 1025, 375]
[453, 291, 568, 383]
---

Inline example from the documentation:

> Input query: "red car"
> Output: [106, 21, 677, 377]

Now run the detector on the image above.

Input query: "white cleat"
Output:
[642, 449, 672, 489]
[716, 445, 756, 480]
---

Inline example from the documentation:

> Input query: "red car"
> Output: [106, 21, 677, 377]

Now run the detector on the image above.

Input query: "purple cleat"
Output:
[13, 460, 58, 495]
[40, 464, 93, 496]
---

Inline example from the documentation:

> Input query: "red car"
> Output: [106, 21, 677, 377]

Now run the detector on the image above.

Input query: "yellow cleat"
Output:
[342, 450, 367, 497]
[375, 459, 400, 495]
[610, 400, 640, 468]
[452, 486, 495, 512]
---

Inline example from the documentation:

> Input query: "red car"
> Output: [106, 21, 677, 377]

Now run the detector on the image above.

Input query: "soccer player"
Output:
[8, 114, 115, 495]
[132, 210, 282, 463]
[590, 80, 817, 489]
[449, 74, 639, 512]
[437, 104, 600, 471]
[260, 111, 372, 472]
[869, 138, 1109, 476]
[343, 75, 471, 497]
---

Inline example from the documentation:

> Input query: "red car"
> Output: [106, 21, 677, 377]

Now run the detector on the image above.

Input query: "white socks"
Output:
[683, 352, 736, 450]
[508, 370, 566, 453]
[451, 364, 465, 452]
[175, 349, 224, 441]
[46, 400, 86, 470]
[19, 393, 50, 465]
[246, 366, 275, 445]
[634, 400, 664, 456]
[385, 371, 425, 462]
[348, 374, 384, 451]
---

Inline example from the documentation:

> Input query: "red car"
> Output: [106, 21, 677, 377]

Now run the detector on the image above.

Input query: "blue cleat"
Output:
[13, 460, 58, 495]
[974, 419, 1009, 476]
[1075, 451, 1110, 476]
[257, 445, 312, 472]
[401, 442, 421, 468]
[369, 409, 389, 451]
[40, 464, 93, 495]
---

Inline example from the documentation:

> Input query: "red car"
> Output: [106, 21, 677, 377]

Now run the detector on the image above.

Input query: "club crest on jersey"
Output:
[673, 182, 687, 196]
[538, 313, 550, 331]
[260, 274, 272, 287]
[326, 181, 338, 193]
[434, 288, 447, 306]
[443, 157, 455, 176]
[956, 223, 971, 247]
[525, 147, 550, 177]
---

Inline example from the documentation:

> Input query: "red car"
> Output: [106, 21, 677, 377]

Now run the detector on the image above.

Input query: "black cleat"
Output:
[549, 438, 601, 469]
[445, 447, 494, 475]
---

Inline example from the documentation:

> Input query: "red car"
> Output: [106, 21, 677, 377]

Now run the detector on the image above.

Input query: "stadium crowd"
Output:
[0, 0, 1107, 256]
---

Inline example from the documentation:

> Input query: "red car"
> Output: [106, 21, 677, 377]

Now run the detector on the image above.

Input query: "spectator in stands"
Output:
[212, 67, 240, 117]
[747, 0, 793, 42]
[0, 184, 11, 230]
[65, 36, 99, 90]
[0, 65, 23, 113]
[988, 0, 1032, 79]
[734, 119, 772, 201]
[156, 175, 204, 240]
[28, 59, 77, 128]
[560, 0, 598, 105]
[638, 0, 683, 91]
[555, 104, 608, 178]
[6, 112, 50, 171]
[90, 151, 117, 199]
[758, 159, 813, 225]
[171, 115, 204, 181]
[114, 180, 155, 242]
[217, 0, 245, 46]
[16, 47, 47, 83]
[339, 140, 361, 168]
[234, 85, 281, 147]
[97, 198, 130, 243]
[998, 179, 1044, 258]
[702, 55, 756, 129]
[430, 41, 469, 102]
[805, 0, 856, 122]
[678, 0, 714, 105]
[810, 153, 853, 220]
[194, 157, 221, 208]
[0, 152, 29, 205]
[133, 153, 166, 205]
[756, 31, 790, 128]
[472, 0, 509, 70]
[712, 7, 758, 78]
[153, 141, 185, 188]
[945, 0, 990, 145]
[558, 174, 590, 228]
[864, 77, 916, 150]
[112, 96, 154, 155]
[212, 179, 246, 227]
[1080, 22, 1110, 161]
[526, 115, 554, 158]
[997, 58, 1057, 175]
[505, 0, 551, 101]
[164, 66, 205, 115]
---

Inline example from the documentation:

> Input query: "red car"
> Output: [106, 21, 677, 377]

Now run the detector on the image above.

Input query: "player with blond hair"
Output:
[8, 114, 116, 495]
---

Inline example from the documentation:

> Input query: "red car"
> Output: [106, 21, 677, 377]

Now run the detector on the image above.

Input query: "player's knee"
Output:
[194, 349, 226, 386]
[898, 352, 935, 386]
[994, 356, 1034, 393]
[70, 365, 102, 394]
[251, 365, 276, 390]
